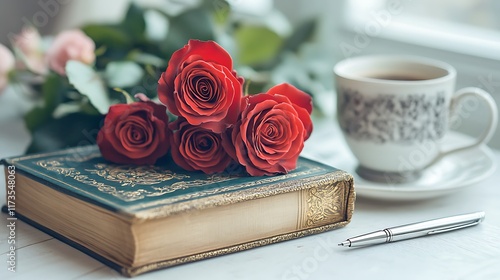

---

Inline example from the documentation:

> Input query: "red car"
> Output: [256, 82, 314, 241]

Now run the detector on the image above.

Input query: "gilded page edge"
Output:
[124, 218, 352, 277]
[125, 173, 356, 276]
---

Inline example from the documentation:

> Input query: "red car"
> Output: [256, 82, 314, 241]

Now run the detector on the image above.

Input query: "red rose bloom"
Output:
[97, 101, 171, 165]
[225, 83, 313, 176]
[158, 39, 244, 133]
[266, 83, 313, 140]
[170, 118, 232, 174]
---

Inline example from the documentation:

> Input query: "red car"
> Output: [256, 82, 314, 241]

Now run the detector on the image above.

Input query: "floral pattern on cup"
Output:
[338, 88, 447, 144]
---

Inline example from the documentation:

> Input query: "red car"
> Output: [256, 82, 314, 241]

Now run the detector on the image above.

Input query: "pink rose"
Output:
[12, 27, 47, 75]
[46, 30, 95, 76]
[224, 83, 313, 176]
[170, 118, 232, 174]
[157, 40, 244, 133]
[0, 44, 15, 93]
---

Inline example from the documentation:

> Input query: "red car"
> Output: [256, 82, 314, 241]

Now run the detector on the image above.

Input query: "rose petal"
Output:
[229, 87, 311, 176]
[267, 83, 313, 114]
[158, 41, 243, 133]
[170, 119, 232, 173]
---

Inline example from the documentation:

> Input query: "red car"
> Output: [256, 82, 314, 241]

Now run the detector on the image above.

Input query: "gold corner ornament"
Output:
[304, 180, 347, 228]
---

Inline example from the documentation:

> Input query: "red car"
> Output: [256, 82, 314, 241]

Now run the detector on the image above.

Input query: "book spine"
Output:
[129, 173, 355, 276]
[298, 175, 354, 229]
[127, 175, 355, 277]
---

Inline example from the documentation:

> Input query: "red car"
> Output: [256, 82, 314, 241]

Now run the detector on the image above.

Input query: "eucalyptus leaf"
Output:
[283, 19, 317, 52]
[105, 61, 145, 88]
[122, 3, 146, 40]
[235, 26, 282, 66]
[24, 107, 49, 132]
[209, 0, 231, 25]
[26, 112, 103, 153]
[66, 60, 110, 114]
[24, 74, 65, 131]
[127, 51, 166, 67]
[144, 9, 168, 41]
[52, 102, 83, 119]
[163, 7, 214, 54]
[82, 24, 131, 49]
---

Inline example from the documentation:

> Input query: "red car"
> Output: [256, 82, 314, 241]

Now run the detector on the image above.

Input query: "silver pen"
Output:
[338, 211, 485, 247]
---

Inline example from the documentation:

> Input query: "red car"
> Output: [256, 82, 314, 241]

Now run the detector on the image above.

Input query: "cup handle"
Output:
[429, 87, 498, 166]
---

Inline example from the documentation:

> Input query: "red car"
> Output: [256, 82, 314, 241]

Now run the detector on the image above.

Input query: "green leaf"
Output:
[144, 9, 168, 41]
[127, 51, 165, 67]
[26, 112, 103, 153]
[24, 107, 50, 132]
[94, 45, 107, 57]
[66, 60, 110, 114]
[24, 74, 65, 131]
[105, 61, 144, 88]
[283, 19, 317, 52]
[163, 7, 215, 55]
[82, 24, 132, 49]
[122, 3, 146, 40]
[235, 26, 283, 66]
[209, 0, 231, 25]
[52, 102, 84, 119]
[113, 88, 135, 104]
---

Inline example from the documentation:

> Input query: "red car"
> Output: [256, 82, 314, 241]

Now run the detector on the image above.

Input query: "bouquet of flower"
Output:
[98, 40, 312, 176]
[0, 1, 320, 175]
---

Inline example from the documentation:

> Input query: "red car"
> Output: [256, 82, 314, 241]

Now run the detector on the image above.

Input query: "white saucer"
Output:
[346, 132, 497, 201]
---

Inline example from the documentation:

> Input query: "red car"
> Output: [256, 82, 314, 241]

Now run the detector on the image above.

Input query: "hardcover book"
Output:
[2, 146, 355, 277]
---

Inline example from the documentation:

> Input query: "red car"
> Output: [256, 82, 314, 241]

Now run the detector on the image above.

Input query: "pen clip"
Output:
[427, 220, 482, 235]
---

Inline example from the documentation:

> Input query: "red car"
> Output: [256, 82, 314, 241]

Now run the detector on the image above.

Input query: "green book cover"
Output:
[2, 145, 355, 277]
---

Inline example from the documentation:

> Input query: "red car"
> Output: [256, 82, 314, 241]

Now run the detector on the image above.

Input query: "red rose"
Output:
[266, 83, 313, 140]
[97, 101, 171, 165]
[158, 39, 244, 133]
[225, 83, 313, 176]
[170, 118, 232, 174]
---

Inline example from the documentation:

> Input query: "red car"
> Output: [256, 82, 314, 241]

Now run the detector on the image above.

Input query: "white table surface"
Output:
[1, 89, 499, 280]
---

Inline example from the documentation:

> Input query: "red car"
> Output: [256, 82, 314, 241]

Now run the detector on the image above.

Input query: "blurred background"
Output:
[0, 0, 499, 155]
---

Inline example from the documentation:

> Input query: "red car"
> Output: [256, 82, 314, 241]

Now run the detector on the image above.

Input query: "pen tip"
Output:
[338, 241, 351, 247]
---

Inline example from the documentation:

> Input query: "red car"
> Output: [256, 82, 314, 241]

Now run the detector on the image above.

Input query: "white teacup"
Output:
[334, 55, 498, 183]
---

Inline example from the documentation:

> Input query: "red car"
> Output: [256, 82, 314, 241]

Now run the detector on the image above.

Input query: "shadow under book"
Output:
[1, 146, 355, 277]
